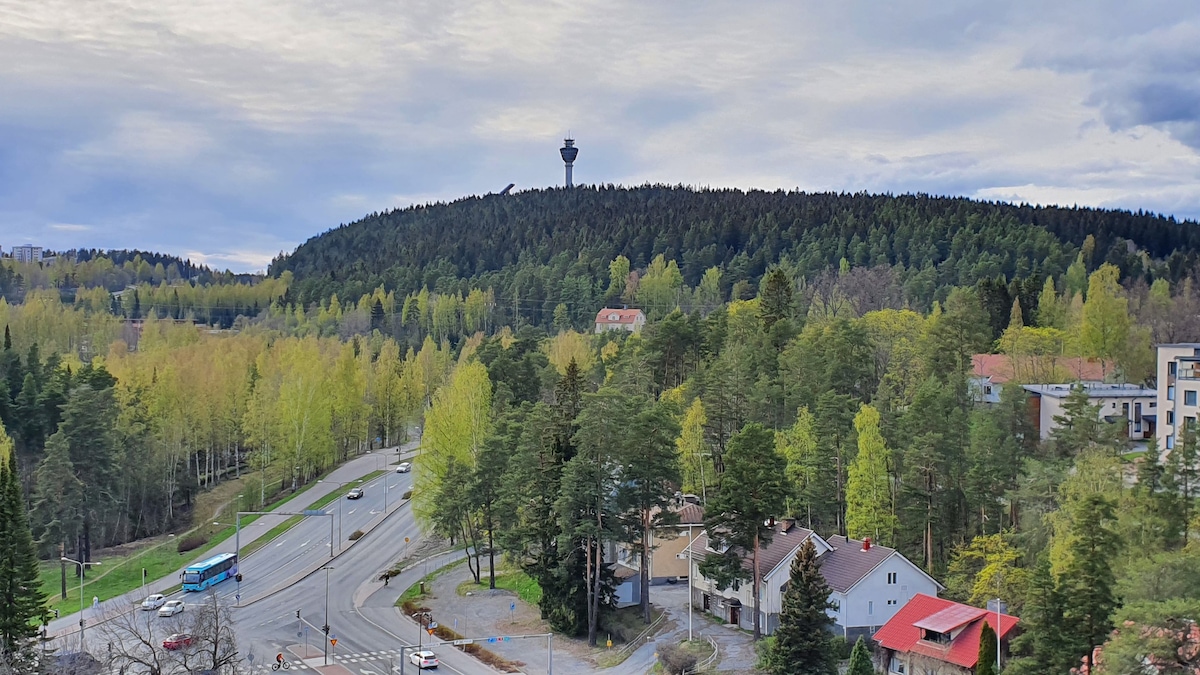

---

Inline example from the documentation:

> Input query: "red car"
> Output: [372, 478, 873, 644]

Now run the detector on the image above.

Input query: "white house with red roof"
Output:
[874, 594, 1018, 675]
[684, 525, 941, 641]
[594, 308, 646, 333]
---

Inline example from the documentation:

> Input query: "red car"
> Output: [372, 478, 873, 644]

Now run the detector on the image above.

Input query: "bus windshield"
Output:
[183, 572, 201, 584]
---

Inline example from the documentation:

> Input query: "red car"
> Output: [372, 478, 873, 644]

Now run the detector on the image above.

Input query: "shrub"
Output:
[348, 529, 364, 541]
[402, 489, 414, 500]
[658, 643, 698, 675]
[176, 534, 207, 553]
[831, 635, 853, 660]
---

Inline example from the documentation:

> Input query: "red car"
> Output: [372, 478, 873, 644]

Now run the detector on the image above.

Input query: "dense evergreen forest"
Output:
[271, 186, 1200, 328]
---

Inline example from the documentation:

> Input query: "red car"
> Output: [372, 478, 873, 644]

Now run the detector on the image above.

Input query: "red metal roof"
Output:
[972, 354, 1110, 384]
[595, 308, 644, 324]
[874, 594, 1019, 669]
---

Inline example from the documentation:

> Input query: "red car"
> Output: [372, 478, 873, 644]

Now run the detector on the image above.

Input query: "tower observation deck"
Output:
[560, 138, 578, 188]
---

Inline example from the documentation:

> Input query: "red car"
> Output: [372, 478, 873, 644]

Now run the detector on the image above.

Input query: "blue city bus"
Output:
[181, 552, 238, 592]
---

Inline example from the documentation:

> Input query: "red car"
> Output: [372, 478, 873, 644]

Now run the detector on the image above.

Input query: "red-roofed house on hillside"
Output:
[594, 308, 646, 333]
[969, 353, 1111, 404]
[874, 594, 1018, 675]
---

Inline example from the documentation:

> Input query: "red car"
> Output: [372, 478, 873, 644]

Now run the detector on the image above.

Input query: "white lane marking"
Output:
[302, 540, 310, 547]
[275, 540, 286, 547]
[348, 509, 357, 515]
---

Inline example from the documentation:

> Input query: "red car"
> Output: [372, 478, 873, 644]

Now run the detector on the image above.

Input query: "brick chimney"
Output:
[862, 537, 871, 551]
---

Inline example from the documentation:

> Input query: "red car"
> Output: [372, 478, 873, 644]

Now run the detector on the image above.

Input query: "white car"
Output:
[396, 462, 412, 473]
[140, 594, 166, 611]
[158, 600, 185, 617]
[409, 651, 438, 669]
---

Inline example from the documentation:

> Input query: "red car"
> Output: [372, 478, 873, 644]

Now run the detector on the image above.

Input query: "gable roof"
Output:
[685, 521, 816, 578]
[819, 535, 944, 594]
[677, 503, 705, 526]
[595, 308, 645, 324]
[874, 594, 1019, 669]
[972, 353, 1110, 385]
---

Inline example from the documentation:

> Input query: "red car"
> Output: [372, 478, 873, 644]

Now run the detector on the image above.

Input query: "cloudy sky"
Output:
[2, 1, 1198, 272]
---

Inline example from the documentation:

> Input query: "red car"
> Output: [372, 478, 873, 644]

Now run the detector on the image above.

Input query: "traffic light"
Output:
[235, 574, 243, 583]
[296, 610, 301, 620]
[323, 624, 330, 635]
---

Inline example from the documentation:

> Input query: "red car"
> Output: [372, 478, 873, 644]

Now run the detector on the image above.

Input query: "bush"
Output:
[658, 644, 698, 675]
[348, 529, 364, 541]
[402, 489, 414, 500]
[176, 534, 208, 553]
[831, 635, 853, 660]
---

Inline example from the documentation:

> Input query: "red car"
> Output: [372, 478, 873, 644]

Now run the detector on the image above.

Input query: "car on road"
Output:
[162, 633, 195, 651]
[347, 487, 364, 499]
[158, 600, 186, 617]
[140, 594, 166, 611]
[409, 651, 438, 669]
[396, 462, 412, 473]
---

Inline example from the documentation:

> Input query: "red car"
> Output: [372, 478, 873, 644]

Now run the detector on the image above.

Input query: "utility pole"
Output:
[323, 566, 334, 666]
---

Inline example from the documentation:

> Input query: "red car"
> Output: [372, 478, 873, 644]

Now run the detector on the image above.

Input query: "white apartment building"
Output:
[1156, 344, 1200, 455]
[1021, 382, 1156, 442]
[11, 245, 43, 263]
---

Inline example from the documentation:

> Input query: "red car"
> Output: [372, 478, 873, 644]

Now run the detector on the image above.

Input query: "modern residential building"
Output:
[1156, 344, 1200, 454]
[874, 594, 1018, 675]
[11, 245, 43, 263]
[1021, 382, 1156, 442]
[684, 522, 942, 641]
[594, 308, 646, 333]
[969, 354, 1110, 404]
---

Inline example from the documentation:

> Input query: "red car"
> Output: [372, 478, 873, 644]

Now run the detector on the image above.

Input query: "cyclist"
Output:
[276, 653, 285, 667]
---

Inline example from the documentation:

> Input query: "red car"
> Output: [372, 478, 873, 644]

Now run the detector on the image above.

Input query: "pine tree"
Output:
[976, 621, 997, 675]
[1060, 495, 1121, 673]
[845, 637, 873, 675]
[700, 422, 790, 640]
[0, 454, 47, 654]
[767, 539, 835, 675]
[1005, 556, 1073, 675]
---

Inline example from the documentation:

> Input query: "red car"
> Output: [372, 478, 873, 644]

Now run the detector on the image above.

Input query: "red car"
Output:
[163, 633, 195, 651]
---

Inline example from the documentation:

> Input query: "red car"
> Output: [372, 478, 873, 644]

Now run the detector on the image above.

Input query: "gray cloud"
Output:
[0, 0, 1198, 271]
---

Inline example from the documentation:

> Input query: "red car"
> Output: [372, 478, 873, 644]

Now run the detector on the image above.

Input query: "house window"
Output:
[869, 601, 874, 616]
[1187, 391, 1198, 406]
[984, 385, 992, 396]
[922, 629, 952, 645]
[887, 599, 897, 606]
[889, 656, 906, 674]
[887, 572, 897, 584]
[1169, 386, 1176, 401]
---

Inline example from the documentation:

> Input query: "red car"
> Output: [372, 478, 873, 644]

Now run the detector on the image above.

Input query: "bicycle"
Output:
[271, 660, 291, 670]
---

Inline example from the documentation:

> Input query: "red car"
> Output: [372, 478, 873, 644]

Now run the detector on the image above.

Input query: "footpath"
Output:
[45, 441, 419, 641]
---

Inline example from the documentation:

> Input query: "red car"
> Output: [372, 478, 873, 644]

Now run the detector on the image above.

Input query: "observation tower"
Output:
[560, 137, 578, 188]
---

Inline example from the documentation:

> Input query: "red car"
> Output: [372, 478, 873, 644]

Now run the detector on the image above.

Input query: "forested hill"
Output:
[271, 186, 1200, 317]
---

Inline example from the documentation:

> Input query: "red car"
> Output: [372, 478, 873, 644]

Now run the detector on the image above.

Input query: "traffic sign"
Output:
[330, 638, 337, 647]
[302, 509, 325, 516]
[510, 602, 516, 611]
[428, 622, 438, 630]
[235, 594, 241, 601]
[452, 639, 473, 646]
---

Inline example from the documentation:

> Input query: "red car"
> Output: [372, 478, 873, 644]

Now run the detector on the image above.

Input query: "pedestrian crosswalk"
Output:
[245, 649, 408, 673]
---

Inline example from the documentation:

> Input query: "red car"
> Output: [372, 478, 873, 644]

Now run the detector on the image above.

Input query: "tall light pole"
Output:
[318, 479, 364, 550]
[678, 526, 704, 642]
[323, 566, 334, 666]
[61, 557, 100, 649]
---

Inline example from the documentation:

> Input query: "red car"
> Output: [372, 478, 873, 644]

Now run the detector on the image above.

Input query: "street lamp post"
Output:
[318, 478, 364, 551]
[678, 526, 705, 642]
[61, 557, 100, 649]
[323, 566, 334, 666]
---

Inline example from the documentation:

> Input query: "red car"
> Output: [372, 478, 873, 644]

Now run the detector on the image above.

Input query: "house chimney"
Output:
[862, 537, 871, 551]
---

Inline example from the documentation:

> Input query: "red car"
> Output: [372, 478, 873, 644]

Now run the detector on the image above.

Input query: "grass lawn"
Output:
[456, 567, 542, 606]
[396, 557, 468, 608]
[39, 466, 377, 615]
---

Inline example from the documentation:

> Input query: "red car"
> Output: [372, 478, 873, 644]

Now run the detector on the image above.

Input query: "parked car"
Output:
[158, 600, 186, 617]
[347, 487, 364, 500]
[409, 650, 438, 669]
[162, 633, 194, 651]
[396, 462, 412, 473]
[140, 594, 166, 611]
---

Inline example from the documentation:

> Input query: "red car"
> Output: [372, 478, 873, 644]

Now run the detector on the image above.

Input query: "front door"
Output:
[730, 605, 741, 627]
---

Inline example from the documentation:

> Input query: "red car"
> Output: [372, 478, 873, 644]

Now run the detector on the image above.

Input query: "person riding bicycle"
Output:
[276, 653, 285, 667]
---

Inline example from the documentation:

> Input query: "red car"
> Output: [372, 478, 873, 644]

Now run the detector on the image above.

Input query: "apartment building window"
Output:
[887, 572, 897, 584]
[1168, 435, 1176, 450]
[1168, 411, 1175, 425]
[1188, 417, 1196, 430]
[1187, 391, 1198, 406]
[1171, 362, 1178, 376]
[1169, 386, 1176, 401]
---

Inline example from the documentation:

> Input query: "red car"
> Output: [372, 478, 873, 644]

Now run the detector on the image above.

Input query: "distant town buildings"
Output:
[969, 353, 1111, 404]
[1021, 382, 1156, 442]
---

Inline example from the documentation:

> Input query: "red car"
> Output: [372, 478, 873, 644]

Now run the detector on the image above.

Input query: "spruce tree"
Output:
[976, 621, 997, 675]
[0, 456, 46, 654]
[1005, 556, 1074, 675]
[766, 539, 835, 675]
[1060, 495, 1121, 673]
[845, 637, 873, 675]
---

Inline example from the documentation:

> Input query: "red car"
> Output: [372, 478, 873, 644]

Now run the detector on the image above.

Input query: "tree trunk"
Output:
[752, 530, 762, 640]
[640, 510, 651, 624]
[488, 525, 496, 590]
[60, 543, 67, 600]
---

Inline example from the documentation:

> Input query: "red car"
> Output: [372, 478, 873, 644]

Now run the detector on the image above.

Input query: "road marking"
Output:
[302, 540, 310, 547]
[348, 509, 357, 515]
[276, 540, 286, 547]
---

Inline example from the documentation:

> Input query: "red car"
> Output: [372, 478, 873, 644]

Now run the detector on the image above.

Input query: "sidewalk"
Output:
[46, 441, 419, 639]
